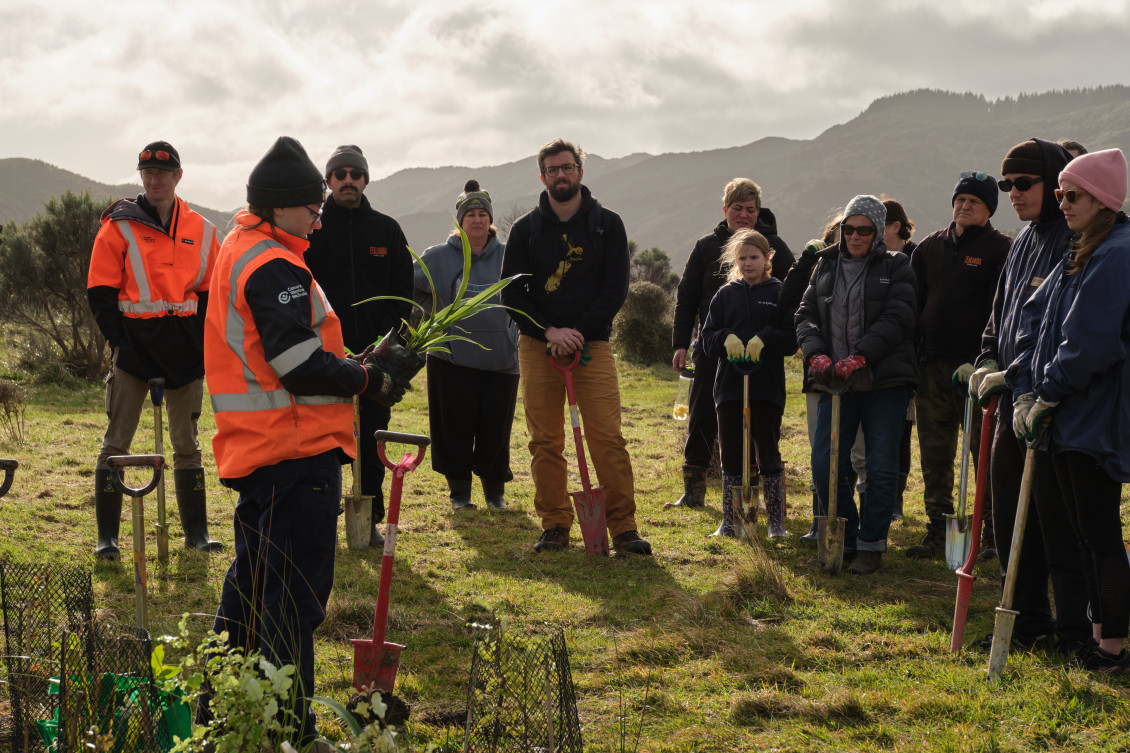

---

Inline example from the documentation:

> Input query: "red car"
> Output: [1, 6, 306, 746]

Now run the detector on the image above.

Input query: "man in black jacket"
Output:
[906, 172, 1010, 559]
[305, 144, 414, 547]
[501, 138, 651, 556]
[669, 179, 795, 510]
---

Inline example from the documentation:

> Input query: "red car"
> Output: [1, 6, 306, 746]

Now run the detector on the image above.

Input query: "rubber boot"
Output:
[174, 468, 224, 552]
[448, 476, 475, 511]
[709, 473, 740, 538]
[906, 519, 945, 559]
[668, 466, 706, 509]
[979, 493, 996, 560]
[764, 472, 787, 538]
[891, 473, 907, 521]
[482, 479, 508, 510]
[94, 469, 122, 560]
[800, 492, 819, 542]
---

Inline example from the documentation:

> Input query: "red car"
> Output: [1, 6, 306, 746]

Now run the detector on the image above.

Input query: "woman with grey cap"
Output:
[414, 180, 520, 511]
[794, 195, 918, 574]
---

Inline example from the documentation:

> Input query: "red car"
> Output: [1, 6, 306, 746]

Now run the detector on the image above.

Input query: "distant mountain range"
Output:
[4, 87, 1130, 268]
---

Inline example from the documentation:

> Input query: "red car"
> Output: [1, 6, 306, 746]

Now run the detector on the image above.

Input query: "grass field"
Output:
[0, 355, 1128, 752]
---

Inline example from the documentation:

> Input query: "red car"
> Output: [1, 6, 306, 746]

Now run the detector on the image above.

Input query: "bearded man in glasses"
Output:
[87, 140, 223, 558]
[962, 138, 1091, 653]
[794, 195, 918, 574]
[904, 172, 1010, 560]
[305, 144, 413, 548]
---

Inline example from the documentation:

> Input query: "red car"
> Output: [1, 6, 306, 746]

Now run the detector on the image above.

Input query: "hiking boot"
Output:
[665, 466, 707, 509]
[612, 529, 653, 556]
[906, 524, 946, 559]
[1075, 644, 1130, 674]
[534, 526, 570, 552]
[848, 550, 882, 574]
[448, 477, 475, 511]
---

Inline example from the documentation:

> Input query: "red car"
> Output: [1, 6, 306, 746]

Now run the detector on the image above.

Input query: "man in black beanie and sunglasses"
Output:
[305, 145, 414, 550]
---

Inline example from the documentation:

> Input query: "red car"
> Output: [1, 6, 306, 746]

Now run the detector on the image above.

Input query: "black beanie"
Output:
[246, 136, 326, 208]
[138, 140, 181, 171]
[1001, 139, 1045, 176]
[952, 172, 999, 217]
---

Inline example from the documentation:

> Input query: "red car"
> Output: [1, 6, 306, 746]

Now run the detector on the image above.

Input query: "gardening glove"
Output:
[803, 239, 827, 256]
[724, 333, 746, 362]
[1024, 396, 1059, 440]
[834, 354, 867, 382]
[1012, 392, 1035, 439]
[951, 362, 975, 390]
[579, 341, 592, 366]
[362, 363, 411, 407]
[809, 354, 834, 385]
[745, 336, 765, 363]
[969, 359, 1005, 403]
[368, 333, 425, 383]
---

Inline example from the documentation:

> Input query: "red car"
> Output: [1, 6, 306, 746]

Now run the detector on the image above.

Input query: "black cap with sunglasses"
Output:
[138, 141, 181, 172]
[325, 144, 369, 182]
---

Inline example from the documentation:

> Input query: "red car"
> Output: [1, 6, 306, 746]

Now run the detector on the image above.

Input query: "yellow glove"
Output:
[745, 336, 765, 363]
[724, 334, 745, 361]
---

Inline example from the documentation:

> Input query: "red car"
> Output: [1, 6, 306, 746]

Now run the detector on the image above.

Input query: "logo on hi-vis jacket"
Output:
[181, 238, 195, 245]
[370, 246, 388, 256]
[546, 235, 584, 293]
[278, 285, 309, 304]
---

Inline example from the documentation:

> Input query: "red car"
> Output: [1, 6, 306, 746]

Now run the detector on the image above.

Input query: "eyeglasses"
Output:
[139, 150, 172, 162]
[1054, 188, 1090, 204]
[304, 205, 323, 222]
[544, 163, 579, 177]
[960, 171, 991, 181]
[998, 176, 1044, 192]
[332, 168, 365, 181]
[840, 223, 876, 238]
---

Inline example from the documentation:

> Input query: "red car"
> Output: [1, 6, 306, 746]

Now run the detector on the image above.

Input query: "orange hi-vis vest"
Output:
[205, 214, 353, 480]
[88, 195, 216, 318]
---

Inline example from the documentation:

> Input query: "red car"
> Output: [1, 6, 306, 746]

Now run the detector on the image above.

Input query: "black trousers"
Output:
[683, 349, 719, 468]
[425, 356, 519, 483]
[359, 396, 390, 522]
[1051, 451, 1130, 640]
[990, 396, 1090, 643]
[716, 399, 783, 476]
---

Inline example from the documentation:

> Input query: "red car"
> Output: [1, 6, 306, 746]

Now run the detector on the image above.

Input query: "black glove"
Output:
[362, 363, 411, 407]
[370, 327, 426, 382]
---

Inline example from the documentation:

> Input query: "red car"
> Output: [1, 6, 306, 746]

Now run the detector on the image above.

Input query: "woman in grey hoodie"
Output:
[414, 180, 520, 510]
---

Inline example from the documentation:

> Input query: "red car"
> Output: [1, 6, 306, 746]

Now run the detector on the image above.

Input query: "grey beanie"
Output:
[456, 179, 494, 224]
[325, 144, 369, 181]
[842, 195, 887, 254]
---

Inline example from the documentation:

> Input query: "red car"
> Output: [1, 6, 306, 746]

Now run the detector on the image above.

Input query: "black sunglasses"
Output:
[332, 168, 365, 181]
[998, 176, 1043, 192]
[840, 223, 876, 238]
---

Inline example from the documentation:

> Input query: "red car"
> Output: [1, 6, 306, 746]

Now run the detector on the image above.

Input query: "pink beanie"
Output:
[1058, 148, 1128, 212]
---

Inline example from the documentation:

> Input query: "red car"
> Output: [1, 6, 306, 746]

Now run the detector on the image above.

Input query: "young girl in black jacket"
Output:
[698, 229, 797, 537]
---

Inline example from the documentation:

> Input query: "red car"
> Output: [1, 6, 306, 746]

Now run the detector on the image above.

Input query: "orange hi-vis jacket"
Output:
[87, 195, 218, 388]
[205, 212, 358, 481]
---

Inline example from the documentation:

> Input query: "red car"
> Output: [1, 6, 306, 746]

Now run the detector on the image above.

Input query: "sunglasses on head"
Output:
[840, 223, 876, 238]
[1054, 188, 1090, 204]
[139, 150, 171, 162]
[332, 168, 365, 181]
[998, 176, 1043, 192]
[960, 170, 991, 181]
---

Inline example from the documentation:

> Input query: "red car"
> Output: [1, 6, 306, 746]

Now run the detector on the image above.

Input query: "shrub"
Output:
[612, 281, 672, 366]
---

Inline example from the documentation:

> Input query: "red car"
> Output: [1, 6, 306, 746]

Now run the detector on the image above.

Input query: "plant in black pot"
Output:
[356, 225, 534, 385]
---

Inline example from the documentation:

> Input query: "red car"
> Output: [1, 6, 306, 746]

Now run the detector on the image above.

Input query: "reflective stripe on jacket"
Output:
[205, 213, 353, 481]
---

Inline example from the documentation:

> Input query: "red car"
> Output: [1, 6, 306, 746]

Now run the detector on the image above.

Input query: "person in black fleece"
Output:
[669, 178, 795, 509]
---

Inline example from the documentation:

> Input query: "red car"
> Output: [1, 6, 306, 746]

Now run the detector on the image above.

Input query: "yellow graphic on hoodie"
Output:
[545, 234, 584, 293]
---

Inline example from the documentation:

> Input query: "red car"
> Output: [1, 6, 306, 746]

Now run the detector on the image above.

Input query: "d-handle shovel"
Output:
[0, 458, 17, 498]
[951, 394, 999, 652]
[548, 350, 609, 557]
[108, 454, 164, 631]
[351, 430, 429, 694]
[945, 395, 975, 570]
[731, 361, 761, 541]
[816, 391, 847, 575]
[147, 378, 169, 563]
[343, 395, 375, 550]
[986, 441, 1037, 681]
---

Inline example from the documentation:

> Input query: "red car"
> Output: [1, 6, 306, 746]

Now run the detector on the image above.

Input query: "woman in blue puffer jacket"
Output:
[1009, 149, 1130, 674]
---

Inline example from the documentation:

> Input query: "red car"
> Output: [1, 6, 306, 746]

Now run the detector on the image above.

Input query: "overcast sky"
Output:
[2, 0, 1128, 210]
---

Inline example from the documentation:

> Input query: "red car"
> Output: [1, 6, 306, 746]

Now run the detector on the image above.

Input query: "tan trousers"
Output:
[518, 336, 636, 537]
[97, 364, 204, 470]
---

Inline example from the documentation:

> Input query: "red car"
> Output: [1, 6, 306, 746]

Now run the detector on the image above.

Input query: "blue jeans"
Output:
[211, 451, 341, 744]
[811, 387, 911, 552]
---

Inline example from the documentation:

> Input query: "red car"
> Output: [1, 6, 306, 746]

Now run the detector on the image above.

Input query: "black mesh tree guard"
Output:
[0, 563, 94, 753]
[463, 626, 582, 753]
